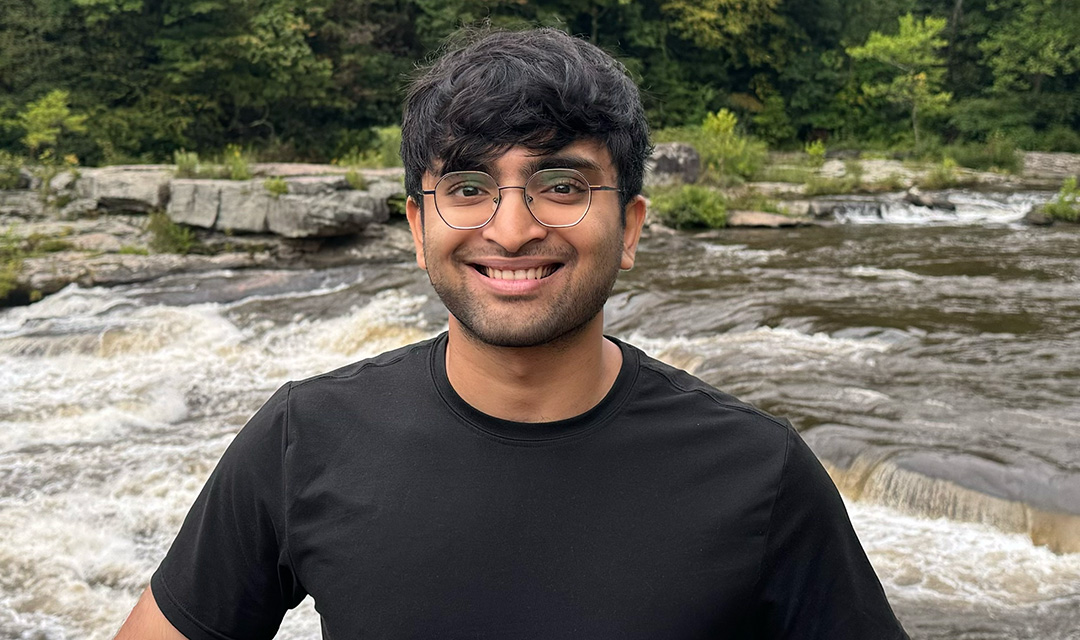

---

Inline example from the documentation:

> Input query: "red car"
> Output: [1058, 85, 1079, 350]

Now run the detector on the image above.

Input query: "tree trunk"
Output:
[946, 0, 964, 87]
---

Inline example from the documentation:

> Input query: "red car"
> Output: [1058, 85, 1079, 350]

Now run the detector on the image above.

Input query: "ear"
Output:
[405, 196, 427, 270]
[620, 194, 647, 270]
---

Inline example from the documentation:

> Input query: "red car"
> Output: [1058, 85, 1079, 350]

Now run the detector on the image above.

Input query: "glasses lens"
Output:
[525, 169, 591, 227]
[435, 172, 498, 229]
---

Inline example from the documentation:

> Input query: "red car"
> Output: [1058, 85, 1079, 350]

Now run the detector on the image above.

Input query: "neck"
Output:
[444, 314, 623, 423]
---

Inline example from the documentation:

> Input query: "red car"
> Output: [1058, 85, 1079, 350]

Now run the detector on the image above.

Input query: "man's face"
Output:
[406, 140, 646, 348]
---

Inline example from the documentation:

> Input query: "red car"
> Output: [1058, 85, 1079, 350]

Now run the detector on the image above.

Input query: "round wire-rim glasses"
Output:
[421, 168, 621, 230]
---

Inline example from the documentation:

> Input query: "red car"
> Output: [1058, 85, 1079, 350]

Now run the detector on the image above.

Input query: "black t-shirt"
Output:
[151, 334, 908, 639]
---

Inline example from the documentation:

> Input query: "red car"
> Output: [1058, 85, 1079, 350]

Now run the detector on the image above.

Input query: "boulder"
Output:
[58, 198, 99, 219]
[645, 143, 701, 187]
[1022, 205, 1054, 226]
[1023, 152, 1080, 178]
[0, 191, 46, 219]
[76, 167, 171, 211]
[167, 179, 225, 228]
[218, 181, 272, 233]
[266, 190, 390, 238]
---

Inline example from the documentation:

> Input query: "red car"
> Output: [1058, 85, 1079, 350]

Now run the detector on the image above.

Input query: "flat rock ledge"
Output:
[727, 210, 818, 228]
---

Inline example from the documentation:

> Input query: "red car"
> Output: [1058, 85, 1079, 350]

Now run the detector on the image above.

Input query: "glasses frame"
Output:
[421, 168, 620, 230]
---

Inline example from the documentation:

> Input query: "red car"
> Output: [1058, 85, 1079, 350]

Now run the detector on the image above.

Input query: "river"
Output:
[1, 189, 1078, 639]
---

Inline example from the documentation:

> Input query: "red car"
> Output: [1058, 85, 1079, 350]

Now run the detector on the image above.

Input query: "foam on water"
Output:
[834, 190, 1051, 226]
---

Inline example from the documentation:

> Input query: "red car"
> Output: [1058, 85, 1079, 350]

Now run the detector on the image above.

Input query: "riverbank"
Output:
[2, 151, 1078, 306]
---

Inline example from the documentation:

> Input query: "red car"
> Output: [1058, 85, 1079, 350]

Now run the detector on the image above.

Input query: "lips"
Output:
[476, 265, 560, 280]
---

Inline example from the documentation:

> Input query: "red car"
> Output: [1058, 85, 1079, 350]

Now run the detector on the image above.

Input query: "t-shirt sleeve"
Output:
[755, 427, 910, 639]
[151, 383, 307, 640]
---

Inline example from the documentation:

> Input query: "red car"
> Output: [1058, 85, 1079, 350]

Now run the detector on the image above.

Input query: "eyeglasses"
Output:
[421, 168, 620, 230]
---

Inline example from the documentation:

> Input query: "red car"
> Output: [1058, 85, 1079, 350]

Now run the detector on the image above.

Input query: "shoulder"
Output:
[620, 339, 793, 438]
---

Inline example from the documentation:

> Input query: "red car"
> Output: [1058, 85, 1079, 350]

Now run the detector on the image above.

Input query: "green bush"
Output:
[0, 151, 25, 190]
[654, 111, 766, 185]
[1043, 177, 1080, 222]
[174, 149, 200, 178]
[147, 212, 197, 254]
[649, 185, 727, 229]
[264, 176, 289, 197]
[336, 126, 402, 169]
[804, 140, 827, 168]
[919, 157, 965, 189]
[345, 169, 367, 190]
[943, 132, 1021, 173]
[223, 144, 252, 180]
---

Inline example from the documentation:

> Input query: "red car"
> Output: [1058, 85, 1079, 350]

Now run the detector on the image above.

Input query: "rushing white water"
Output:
[2, 215, 1079, 638]
[832, 189, 1051, 225]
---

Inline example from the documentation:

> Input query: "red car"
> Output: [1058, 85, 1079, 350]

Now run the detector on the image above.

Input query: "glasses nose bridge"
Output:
[492, 183, 534, 219]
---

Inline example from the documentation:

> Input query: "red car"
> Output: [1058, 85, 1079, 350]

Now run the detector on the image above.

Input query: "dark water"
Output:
[1, 201, 1078, 638]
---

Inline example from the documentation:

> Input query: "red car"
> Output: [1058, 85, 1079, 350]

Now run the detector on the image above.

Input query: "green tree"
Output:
[847, 13, 952, 146]
[15, 89, 87, 157]
[979, 0, 1080, 94]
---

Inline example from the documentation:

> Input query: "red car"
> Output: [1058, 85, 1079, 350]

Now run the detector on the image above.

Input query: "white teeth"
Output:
[483, 266, 556, 280]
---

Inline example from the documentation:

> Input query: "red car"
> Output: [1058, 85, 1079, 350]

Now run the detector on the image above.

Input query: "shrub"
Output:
[174, 149, 200, 177]
[1043, 177, 1080, 222]
[919, 157, 963, 189]
[147, 212, 196, 254]
[699, 109, 767, 183]
[649, 185, 727, 229]
[804, 140, 826, 168]
[264, 176, 289, 197]
[335, 126, 402, 169]
[223, 144, 252, 180]
[944, 132, 1021, 173]
[345, 170, 367, 190]
[0, 151, 25, 190]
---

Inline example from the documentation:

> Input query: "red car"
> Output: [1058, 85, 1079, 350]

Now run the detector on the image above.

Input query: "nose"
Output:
[480, 185, 548, 253]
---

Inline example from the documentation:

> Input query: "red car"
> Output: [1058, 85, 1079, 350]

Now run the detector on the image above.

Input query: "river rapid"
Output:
[1, 189, 1078, 639]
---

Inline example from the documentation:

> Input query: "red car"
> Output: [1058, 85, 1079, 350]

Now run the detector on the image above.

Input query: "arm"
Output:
[114, 586, 188, 640]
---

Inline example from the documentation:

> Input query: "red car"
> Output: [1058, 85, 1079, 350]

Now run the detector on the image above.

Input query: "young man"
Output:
[116, 28, 908, 639]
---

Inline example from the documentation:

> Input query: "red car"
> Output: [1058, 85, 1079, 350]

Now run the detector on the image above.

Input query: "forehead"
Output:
[427, 140, 615, 183]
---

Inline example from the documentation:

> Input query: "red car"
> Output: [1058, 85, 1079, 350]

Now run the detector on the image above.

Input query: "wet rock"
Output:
[645, 143, 701, 187]
[76, 167, 172, 212]
[1022, 205, 1054, 226]
[904, 187, 956, 210]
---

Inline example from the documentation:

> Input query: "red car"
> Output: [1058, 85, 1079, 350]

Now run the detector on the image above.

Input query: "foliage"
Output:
[264, 176, 289, 197]
[804, 140, 826, 167]
[692, 110, 767, 184]
[345, 170, 367, 191]
[726, 191, 786, 214]
[918, 157, 964, 190]
[0, 0, 1077, 163]
[847, 14, 953, 146]
[649, 184, 727, 229]
[0, 151, 24, 190]
[174, 149, 200, 178]
[942, 132, 1022, 173]
[118, 245, 149, 255]
[147, 212, 196, 254]
[223, 145, 252, 181]
[804, 161, 864, 195]
[335, 126, 402, 169]
[13, 90, 87, 157]
[0, 226, 24, 299]
[1043, 177, 1080, 222]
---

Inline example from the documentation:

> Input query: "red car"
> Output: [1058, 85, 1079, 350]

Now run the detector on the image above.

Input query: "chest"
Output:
[286, 430, 772, 638]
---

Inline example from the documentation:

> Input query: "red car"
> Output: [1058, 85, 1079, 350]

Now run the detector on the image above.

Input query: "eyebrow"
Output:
[520, 154, 606, 179]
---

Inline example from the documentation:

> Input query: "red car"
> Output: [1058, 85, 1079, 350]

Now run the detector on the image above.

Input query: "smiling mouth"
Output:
[472, 264, 562, 280]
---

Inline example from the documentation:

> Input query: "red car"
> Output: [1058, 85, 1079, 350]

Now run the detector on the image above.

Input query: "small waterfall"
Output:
[830, 189, 1050, 225]
[822, 458, 1080, 554]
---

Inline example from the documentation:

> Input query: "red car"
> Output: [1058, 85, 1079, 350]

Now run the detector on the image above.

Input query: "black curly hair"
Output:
[401, 28, 651, 218]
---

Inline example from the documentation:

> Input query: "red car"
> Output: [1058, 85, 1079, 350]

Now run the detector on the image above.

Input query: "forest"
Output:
[1, 0, 1078, 168]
